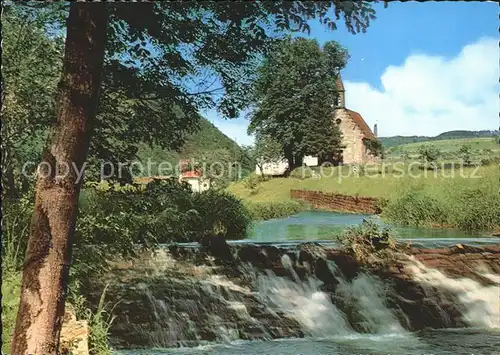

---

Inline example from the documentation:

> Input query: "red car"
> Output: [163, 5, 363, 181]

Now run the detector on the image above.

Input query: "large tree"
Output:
[248, 37, 349, 171]
[9, 1, 379, 352]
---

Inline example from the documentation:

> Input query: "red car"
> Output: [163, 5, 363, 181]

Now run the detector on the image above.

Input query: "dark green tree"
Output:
[418, 144, 441, 168]
[458, 144, 473, 166]
[248, 37, 349, 171]
[9, 2, 379, 352]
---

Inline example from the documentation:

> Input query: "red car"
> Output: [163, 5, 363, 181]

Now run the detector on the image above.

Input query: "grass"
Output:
[229, 165, 500, 231]
[229, 165, 497, 201]
[386, 137, 500, 163]
[392, 137, 499, 153]
[1, 272, 21, 354]
[72, 285, 117, 355]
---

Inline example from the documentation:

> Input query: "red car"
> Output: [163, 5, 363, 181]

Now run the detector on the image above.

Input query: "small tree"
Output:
[418, 144, 441, 168]
[251, 134, 283, 176]
[458, 144, 473, 166]
[362, 137, 385, 159]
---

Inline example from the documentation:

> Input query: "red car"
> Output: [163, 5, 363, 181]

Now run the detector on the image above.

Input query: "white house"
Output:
[255, 155, 318, 176]
[179, 170, 211, 192]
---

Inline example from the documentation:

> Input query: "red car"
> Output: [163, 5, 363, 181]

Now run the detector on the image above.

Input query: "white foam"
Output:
[407, 257, 500, 329]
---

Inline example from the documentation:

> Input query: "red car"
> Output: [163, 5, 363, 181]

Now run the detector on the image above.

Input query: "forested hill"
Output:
[380, 130, 499, 148]
[137, 117, 253, 176]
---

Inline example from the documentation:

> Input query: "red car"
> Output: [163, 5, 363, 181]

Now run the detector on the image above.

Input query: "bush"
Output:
[191, 190, 251, 240]
[383, 168, 500, 231]
[290, 167, 314, 179]
[245, 200, 307, 220]
[383, 190, 448, 228]
[243, 173, 264, 195]
[71, 285, 117, 355]
[449, 187, 500, 231]
[337, 220, 398, 264]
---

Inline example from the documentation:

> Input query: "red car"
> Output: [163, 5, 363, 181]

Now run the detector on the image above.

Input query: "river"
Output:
[116, 211, 499, 354]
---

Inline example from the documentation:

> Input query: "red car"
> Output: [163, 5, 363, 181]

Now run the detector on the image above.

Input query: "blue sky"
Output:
[204, 1, 498, 146]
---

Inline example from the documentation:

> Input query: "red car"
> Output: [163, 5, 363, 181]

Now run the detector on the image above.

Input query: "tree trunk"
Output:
[11, 3, 108, 354]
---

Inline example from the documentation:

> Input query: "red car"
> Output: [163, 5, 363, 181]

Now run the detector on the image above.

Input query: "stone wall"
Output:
[290, 189, 382, 214]
[334, 108, 376, 165]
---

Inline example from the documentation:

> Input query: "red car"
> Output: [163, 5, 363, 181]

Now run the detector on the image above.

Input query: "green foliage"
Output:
[337, 220, 398, 264]
[290, 167, 314, 179]
[72, 285, 117, 355]
[363, 138, 385, 158]
[383, 170, 500, 231]
[1, 7, 62, 196]
[1, 272, 21, 354]
[245, 200, 307, 221]
[192, 190, 251, 239]
[383, 191, 448, 227]
[248, 37, 348, 169]
[418, 144, 441, 167]
[379, 130, 499, 148]
[458, 144, 473, 166]
[243, 173, 264, 195]
[136, 117, 253, 180]
[450, 187, 500, 231]
[250, 134, 284, 174]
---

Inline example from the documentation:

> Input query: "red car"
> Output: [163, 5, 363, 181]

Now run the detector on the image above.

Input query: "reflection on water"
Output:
[246, 211, 488, 242]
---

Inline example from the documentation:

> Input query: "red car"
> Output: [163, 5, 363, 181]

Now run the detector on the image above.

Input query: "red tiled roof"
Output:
[346, 109, 376, 140]
[180, 170, 201, 178]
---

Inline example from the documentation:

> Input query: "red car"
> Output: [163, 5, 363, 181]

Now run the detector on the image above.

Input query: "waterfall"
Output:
[407, 256, 500, 329]
[106, 245, 500, 350]
[253, 254, 406, 337]
[335, 274, 406, 334]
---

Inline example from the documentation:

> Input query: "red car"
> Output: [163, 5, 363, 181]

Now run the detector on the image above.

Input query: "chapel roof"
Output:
[346, 109, 376, 140]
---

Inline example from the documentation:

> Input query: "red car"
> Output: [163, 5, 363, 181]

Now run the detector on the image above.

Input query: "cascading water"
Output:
[101, 244, 500, 354]
[253, 254, 407, 338]
[407, 256, 500, 329]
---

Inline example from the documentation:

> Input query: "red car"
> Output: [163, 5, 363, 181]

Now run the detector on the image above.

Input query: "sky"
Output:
[203, 1, 499, 146]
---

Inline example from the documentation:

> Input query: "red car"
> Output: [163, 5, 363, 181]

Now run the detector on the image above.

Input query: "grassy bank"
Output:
[382, 166, 500, 231]
[229, 165, 500, 231]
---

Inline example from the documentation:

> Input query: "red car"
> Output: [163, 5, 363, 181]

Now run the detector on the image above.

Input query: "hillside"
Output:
[379, 130, 499, 148]
[137, 117, 252, 176]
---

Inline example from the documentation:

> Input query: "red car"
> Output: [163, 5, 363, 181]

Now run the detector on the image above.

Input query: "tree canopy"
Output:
[6, 2, 381, 351]
[3, 1, 379, 187]
[248, 37, 348, 169]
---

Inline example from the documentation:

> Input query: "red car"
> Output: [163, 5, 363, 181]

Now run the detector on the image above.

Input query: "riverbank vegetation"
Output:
[1, 178, 252, 353]
[229, 164, 500, 231]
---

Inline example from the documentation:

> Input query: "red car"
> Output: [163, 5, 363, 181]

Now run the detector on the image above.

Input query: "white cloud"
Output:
[344, 37, 499, 137]
[207, 37, 498, 143]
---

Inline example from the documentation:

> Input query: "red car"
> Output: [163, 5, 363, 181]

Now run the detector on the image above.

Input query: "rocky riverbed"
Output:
[82, 240, 500, 350]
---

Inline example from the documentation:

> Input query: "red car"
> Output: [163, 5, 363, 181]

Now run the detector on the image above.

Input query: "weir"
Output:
[82, 240, 500, 351]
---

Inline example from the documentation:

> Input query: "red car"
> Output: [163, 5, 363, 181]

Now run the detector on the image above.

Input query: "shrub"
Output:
[418, 144, 441, 167]
[71, 285, 117, 355]
[458, 144, 473, 166]
[290, 166, 314, 179]
[191, 190, 251, 240]
[243, 173, 263, 195]
[383, 190, 448, 227]
[337, 220, 398, 264]
[449, 187, 500, 231]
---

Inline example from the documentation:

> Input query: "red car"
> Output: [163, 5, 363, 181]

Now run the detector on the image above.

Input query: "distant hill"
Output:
[379, 130, 499, 148]
[137, 117, 252, 176]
